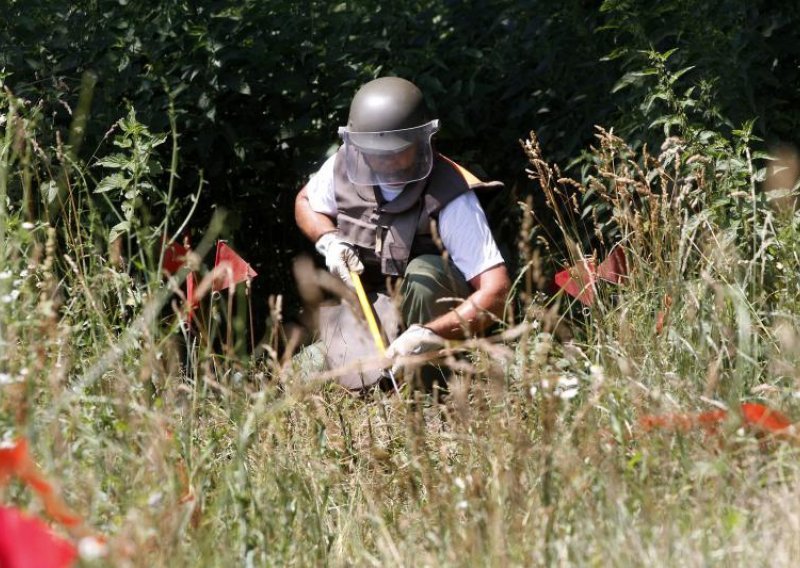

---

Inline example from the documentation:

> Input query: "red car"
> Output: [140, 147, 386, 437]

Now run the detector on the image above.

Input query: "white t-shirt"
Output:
[305, 153, 505, 281]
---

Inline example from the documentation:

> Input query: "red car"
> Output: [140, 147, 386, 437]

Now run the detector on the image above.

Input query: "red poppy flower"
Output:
[0, 506, 77, 568]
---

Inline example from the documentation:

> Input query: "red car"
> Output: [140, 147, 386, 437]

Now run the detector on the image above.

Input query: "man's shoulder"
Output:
[434, 154, 505, 193]
[439, 190, 481, 218]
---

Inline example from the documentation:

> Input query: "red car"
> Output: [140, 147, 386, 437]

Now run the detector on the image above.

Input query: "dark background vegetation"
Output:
[2, 0, 798, 330]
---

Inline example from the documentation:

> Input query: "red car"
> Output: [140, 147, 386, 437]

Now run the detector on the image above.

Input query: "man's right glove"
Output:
[315, 232, 364, 287]
[385, 324, 445, 379]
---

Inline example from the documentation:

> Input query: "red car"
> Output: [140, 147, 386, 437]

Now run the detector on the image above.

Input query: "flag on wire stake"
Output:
[212, 241, 258, 353]
[162, 238, 198, 325]
[554, 245, 628, 307]
[162, 239, 188, 276]
[185, 271, 197, 326]
[212, 241, 257, 292]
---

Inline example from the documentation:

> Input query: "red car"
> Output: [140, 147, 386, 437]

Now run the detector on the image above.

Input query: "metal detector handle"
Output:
[350, 271, 386, 354]
[350, 271, 400, 392]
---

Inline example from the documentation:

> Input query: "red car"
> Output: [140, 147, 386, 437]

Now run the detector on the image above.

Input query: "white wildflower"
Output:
[456, 500, 468, 510]
[453, 477, 466, 491]
[0, 437, 16, 449]
[559, 386, 580, 400]
[147, 491, 164, 508]
[1, 290, 20, 303]
[557, 376, 579, 389]
[78, 537, 108, 560]
[21, 222, 34, 230]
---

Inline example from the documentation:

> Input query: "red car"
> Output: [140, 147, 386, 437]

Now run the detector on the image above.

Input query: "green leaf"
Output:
[611, 69, 659, 93]
[599, 47, 628, 61]
[641, 91, 668, 113]
[669, 65, 696, 83]
[96, 153, 130, 170]
[149, 133, 168, 148]
[95, 173, 130, 194]
[146, 160, 164, 176]
[662, 48, 680, 61]
[108, 220, 130, 243]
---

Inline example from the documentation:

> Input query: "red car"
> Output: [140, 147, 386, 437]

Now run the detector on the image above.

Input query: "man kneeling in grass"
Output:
[295, 77, 510, 390]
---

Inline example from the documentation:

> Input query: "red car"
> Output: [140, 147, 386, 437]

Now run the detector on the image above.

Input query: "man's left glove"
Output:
[315, 232, 364, 287]
[385, 324, 445, 378]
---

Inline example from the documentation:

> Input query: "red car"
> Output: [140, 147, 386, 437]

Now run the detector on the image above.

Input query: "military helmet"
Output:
[347, 77, 429, 136]
[339, 77, 440, 186]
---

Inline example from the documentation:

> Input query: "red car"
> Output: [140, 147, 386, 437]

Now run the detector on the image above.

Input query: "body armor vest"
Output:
[333, 148, 503, 286]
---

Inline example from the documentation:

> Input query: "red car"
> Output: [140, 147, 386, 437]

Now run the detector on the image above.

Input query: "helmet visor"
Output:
[338, 120, 439, 186]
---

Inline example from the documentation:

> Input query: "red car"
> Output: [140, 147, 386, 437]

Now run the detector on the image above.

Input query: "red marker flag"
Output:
[161, 239, 198, 325]
[595, 245, 628, 284]
[0, 506, 77, 568]
[162, 241, 188, 275]
[212, 241, 257, 292]
[554, 246, 628, 306]
[185, 271, 197, 325]
[554, 258, 596, 306]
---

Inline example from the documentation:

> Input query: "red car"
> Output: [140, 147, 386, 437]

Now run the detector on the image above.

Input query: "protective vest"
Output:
[333, 148, 503, 286]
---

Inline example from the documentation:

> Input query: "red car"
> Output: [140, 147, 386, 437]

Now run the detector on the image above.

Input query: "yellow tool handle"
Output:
[350, 271, 386, 354]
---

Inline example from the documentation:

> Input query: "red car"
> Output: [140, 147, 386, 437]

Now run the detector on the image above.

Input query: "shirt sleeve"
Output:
[438, 191, 505, 281]
[304, 153, 338, 218]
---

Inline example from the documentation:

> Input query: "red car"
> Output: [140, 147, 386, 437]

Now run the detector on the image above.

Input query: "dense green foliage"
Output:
[2, 0, 798, 326]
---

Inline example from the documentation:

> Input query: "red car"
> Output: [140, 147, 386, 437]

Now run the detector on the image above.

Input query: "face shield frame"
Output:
[337, 119, 440, 186]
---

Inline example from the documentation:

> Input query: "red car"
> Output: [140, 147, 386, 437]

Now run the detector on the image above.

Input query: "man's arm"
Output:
[421, 263, 511, 340]
[295, 185, 336, 243]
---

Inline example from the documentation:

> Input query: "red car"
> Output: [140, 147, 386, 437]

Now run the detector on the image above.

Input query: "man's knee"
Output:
[405, 254, 470, 293]
[403, 254, 441, 294]
[401, 254, 470, 324]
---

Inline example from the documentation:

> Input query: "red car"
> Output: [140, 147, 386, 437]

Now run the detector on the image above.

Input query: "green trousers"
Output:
[397, 254, 472, 390]
[399, 254, 473, 327]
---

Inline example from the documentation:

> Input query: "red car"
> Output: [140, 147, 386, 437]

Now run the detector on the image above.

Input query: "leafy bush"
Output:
[3, 0, 796, 328]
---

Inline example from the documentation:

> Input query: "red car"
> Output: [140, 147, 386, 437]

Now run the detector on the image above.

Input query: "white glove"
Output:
[385, 324, 444, 378]
[315, 232, 364, 286]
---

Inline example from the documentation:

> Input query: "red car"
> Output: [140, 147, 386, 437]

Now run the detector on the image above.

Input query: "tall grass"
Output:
[2, 83, 800, 567]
